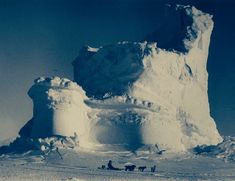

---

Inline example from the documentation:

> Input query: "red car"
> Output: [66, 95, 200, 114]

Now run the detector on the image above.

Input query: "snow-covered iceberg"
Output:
[72, 5, 222, 151]
[4, 5, 222, 153]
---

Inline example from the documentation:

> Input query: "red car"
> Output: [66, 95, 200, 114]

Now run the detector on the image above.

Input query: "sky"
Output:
[0, 0, 234, 140]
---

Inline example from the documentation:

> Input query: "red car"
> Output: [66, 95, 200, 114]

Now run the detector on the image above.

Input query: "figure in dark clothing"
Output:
[151, 165, 157, 172]
[107, 160, 120, 170]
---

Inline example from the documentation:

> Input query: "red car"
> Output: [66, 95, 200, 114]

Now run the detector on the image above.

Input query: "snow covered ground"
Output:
[0, 145, 235, 181]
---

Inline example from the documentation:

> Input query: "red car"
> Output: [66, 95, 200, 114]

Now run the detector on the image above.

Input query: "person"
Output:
[107, 160, 120, 170]
[151, 165, 156, 172]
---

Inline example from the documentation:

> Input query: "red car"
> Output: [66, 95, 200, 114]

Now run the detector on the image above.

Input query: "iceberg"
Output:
[9, 5, 221, 152]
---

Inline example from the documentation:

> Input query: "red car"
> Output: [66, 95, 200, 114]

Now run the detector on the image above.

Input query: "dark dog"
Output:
[138, 166, 147, 172]
[98, 165, 106, 169]
[151, 165, 156, 172]
[125, 165, 136, 171]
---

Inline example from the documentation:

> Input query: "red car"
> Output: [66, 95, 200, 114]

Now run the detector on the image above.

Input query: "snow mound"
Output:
[19, 77, 93, 148]
[72, 5, 221, 151]
[194, 136, 235, 162]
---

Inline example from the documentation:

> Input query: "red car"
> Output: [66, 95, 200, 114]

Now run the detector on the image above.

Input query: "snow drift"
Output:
[72, 5, 222, 151]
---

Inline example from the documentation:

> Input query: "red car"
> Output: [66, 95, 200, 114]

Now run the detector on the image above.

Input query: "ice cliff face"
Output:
[72, 5, 222, 151]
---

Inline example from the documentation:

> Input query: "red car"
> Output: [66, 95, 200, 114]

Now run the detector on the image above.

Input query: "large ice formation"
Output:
[72, 5, 222, 151]
[19, 77, 91, 148]
[15, 5, 222, 152]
